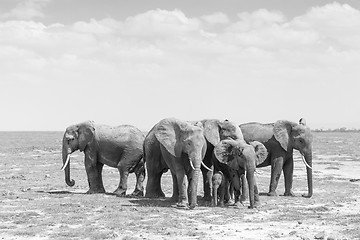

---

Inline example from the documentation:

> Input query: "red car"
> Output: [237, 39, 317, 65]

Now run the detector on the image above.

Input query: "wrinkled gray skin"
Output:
[62, 121, 145, 197]
[214, 139, 267, 208]
[199, 119, 245, 201]
[240, 118, 313, 198]
[144, 118, 207, 209]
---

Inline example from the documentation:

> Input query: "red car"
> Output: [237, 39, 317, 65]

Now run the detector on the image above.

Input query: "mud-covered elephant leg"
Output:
[84, 150, 105, 194]
[283, 156, 295, 196]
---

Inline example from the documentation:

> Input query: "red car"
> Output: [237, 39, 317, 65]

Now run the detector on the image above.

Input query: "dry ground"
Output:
[0, 131, 360, 240]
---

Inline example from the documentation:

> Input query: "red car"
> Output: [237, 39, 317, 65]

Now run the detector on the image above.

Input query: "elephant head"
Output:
[214, 139, 268, 208]
[202, 119, 244, 146]
[61, 121, 95, 187]
[273, 119, 313, 197]
[154, 118, 207, 208]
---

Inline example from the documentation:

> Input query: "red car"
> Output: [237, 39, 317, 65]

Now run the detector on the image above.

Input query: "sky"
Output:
[1, 0, 360, 131]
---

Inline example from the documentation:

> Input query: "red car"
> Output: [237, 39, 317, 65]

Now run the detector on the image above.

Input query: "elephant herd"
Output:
[61, 117, 313, 209]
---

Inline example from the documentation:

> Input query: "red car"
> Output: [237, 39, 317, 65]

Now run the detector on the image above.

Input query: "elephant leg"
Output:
[131, 160, 145, 197]
[175, 170, 188, 208]
[145, 172, 165, 198]
[115, 151, 143, 197]
[115, 168, 129, 197]
[201, 163, 213, 202]
[240, 174, 248, 202]
[268, 156, 284, 196]
[283, 157, 295, 196]
[254, 176, 260, 205]
[219, 179, 227, 207]
[85, 153, 105, 194]
[170, 171, 179, 202]
[145, 151, 166, 198]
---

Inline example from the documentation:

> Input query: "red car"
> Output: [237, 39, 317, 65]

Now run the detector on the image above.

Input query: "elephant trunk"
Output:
[62, 135, 75, 187]
[246, 169, 255, 208]
[212, 184, 218, 207]
[304, 152, 313, 198]
[245, 153, 256, 208]
[189, 158, 200, 209]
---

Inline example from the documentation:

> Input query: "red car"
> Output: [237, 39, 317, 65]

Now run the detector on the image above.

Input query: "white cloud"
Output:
[201, 12, 230, 25]
[121, 9, 202, 37]
[1, 5, 360, 130]
[1, 0, 50, 20]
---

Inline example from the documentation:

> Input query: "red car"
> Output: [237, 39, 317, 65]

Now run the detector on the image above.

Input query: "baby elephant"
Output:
[212, 171, 227, 207]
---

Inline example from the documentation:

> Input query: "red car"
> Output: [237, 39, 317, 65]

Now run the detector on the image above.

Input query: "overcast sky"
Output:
[1, 0, 360, 131]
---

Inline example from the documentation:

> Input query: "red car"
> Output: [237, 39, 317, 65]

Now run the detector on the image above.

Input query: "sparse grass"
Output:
[0, 132, 360, 239]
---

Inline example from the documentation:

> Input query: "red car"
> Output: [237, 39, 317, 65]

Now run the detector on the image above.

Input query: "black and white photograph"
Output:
[1, 0, 360, 239]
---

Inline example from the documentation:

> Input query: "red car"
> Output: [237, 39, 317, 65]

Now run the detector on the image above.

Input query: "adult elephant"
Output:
[61, 121, 145, 197]
[213, 139, 268, 208]
[199, 119, 244, 201]
[240, 118, 313, 198]
[144, 118, 207, 209]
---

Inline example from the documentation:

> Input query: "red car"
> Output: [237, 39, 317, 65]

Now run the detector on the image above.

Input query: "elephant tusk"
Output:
[201, 161, 213, 172]
[301, 154, 312, 170]
[189, 160, 195, 170]
[60, 154, 71, 171]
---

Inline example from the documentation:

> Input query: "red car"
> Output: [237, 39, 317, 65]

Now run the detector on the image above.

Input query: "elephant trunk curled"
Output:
[62, 135, 75, 187]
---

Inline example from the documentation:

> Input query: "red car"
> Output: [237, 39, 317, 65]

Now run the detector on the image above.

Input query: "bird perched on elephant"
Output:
[240, 118, 313, 198]
[144, 118, 207, 209]
[213, 138, 267, 208]
[61, 121, 145, 197]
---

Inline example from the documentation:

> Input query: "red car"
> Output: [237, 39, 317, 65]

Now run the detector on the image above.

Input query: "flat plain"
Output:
[0, 131, 360, 240]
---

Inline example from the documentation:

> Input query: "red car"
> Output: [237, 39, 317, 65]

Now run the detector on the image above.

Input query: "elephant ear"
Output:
[214, 139, 239, 169]
[203, 119, 221, 146]
[155, 119, 181, 158]
[78, 121, 95, 152]
[249, 141, 268, 166]
[273, 120, 292, 152]
[299, 118, 307, 126]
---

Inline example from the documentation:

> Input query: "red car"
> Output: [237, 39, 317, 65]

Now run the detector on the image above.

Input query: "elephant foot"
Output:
[240, 195, 247, 202]
[170, 195, 179, 202]
[176, 202, 189, 209]
[145, 189, 165, 198]
[189, 203, 197, 209]
[267, 191, 278, 197]
[284, 191, 296, 197]
[234, 201, 244, 208]
[114, 188, 126, 197]
[226, 199, 235, 206]
[130, 189, 144, 197]
[86, 188, 105, 194]
[202, 194, 212, 202]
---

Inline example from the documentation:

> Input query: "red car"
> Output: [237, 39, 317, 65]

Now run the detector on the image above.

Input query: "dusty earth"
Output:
[0, 131, 360, 240]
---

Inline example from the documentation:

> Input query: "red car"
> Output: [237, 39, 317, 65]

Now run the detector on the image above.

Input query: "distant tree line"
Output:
[313, 127, 360, 132]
